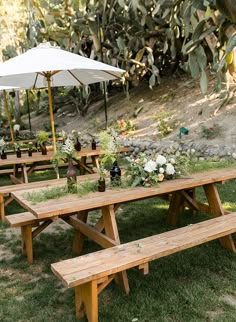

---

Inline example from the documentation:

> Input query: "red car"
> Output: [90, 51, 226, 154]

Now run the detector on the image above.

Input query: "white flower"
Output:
[166, 163, 175, 175]
[125, 156, 133, 162]
[159, 167, 165, 174]
[61, 138, 75, 155]
[156, 155, 167, 165]
[107, 139, 116, 153]
[144, 160, 157, 173]
[0, 138, 5, 147]
[60, 130, 67, 139]
[169, 158, 176, 165]
[157, 173, 165, 182]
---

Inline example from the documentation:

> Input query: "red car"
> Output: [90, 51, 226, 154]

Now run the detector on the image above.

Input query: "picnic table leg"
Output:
[0, 195, 5, 222]
[13, 164, 19, 177]
[21, 225, 33, 264]
[204, 183, 236, 252]
[102, 205, 130, 294]
[21, 164, 28, 183]
[91, 156, 99, 169]
[75, 280, 98, 322]
[166, 192, 185, 226]
[55, 166, 60, 179]
[80, 156, 87, 175]
[72, 210, 88, 254]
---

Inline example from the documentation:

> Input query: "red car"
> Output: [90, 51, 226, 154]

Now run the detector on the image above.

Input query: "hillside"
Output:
[24, 74, 236, 148]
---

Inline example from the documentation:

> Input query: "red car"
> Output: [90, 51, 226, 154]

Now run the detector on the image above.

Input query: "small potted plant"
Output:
[98, 130, 121, 185]
[28, 141, 33, 157]
[93, 166, 107, 192]
[53, 137, 79, 193]
[36, 131, 49, 155]
[14, 142, 22, 158]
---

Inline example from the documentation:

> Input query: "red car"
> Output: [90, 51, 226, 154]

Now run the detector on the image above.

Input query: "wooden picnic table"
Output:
[11, 168, 236, 293]
[0, 147, 129, 184]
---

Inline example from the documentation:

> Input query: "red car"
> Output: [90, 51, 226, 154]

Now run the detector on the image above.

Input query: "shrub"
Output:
[201, 123, 222, 139]
[113, 119, 135, 134]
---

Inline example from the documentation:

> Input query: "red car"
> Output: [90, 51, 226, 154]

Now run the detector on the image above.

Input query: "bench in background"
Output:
[0, 173, 100, 222]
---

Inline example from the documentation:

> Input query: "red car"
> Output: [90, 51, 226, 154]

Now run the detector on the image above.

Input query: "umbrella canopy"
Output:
[0, 42, 125, 150]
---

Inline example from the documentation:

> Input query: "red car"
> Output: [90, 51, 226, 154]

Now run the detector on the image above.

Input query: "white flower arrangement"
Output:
[52, 136, 79, 166]
[125, 153, 179, 187]
[61, 138, 75, 156]
[0, 137, 5, 153]
[98, 130, 121, 166]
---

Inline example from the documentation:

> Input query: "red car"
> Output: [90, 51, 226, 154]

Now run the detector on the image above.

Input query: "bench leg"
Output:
[75, 280, 98, 322]
[72, 211, 88, 254]
[0, 195, 5, 222]
[21, 225, 33, 264]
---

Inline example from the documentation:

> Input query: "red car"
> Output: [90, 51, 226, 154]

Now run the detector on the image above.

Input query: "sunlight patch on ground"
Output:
[222, 202, 236, 212]
[221, 294, 236, 307]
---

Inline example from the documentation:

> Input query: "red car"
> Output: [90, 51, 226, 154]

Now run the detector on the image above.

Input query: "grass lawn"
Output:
[0, 163, 236, 322]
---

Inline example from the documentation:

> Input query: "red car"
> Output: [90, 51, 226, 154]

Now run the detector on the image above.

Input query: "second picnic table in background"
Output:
[0, 147, 129, 184]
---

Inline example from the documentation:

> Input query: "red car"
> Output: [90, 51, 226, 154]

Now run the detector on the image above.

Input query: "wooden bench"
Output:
[6, 212, 51, 264]
[51, 213, 236, 322]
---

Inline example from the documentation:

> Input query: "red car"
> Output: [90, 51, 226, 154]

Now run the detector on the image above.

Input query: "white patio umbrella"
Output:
[0, 42, 125, 151]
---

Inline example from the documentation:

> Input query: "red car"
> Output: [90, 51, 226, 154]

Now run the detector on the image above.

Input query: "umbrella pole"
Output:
[26, 90, 32, 132]
[3, 90, 15, 146]
[46, 75, 59, 179]
[103, 82, 108, 129]
[46, 75, 57, 153]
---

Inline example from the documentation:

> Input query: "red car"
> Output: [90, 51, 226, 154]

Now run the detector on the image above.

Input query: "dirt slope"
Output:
[25, 74, 236, 147]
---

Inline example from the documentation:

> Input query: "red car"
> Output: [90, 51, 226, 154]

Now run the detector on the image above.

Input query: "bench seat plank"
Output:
[51, 212, 236, 289]
[0, 173, 102, 222]
[6, 212, 41, 227]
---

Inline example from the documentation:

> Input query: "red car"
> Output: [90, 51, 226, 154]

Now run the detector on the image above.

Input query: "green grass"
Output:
[0, 164, 236, 321]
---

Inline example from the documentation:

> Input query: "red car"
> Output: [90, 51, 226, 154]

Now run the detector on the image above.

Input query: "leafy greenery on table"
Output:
[23, 177, 133, 204]
[24, 180, 98, 204]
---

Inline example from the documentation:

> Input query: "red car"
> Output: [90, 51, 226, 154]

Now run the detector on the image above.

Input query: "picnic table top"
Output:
[12, 168, 236, 219]
[0, 147, 129, 166]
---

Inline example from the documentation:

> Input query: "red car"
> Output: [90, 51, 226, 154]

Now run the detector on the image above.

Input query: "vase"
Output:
[98, 179, 106, 192]
[16, 148, 21, 158]
[74, 138, 81, 151]
[91, 139, 96, 150]
[1, 150, 7, 160]
[28, 148, 33, 157]
[110, 160, 121, 185]
[67, 158, 77, 193]
[41, 143, 47, 155]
